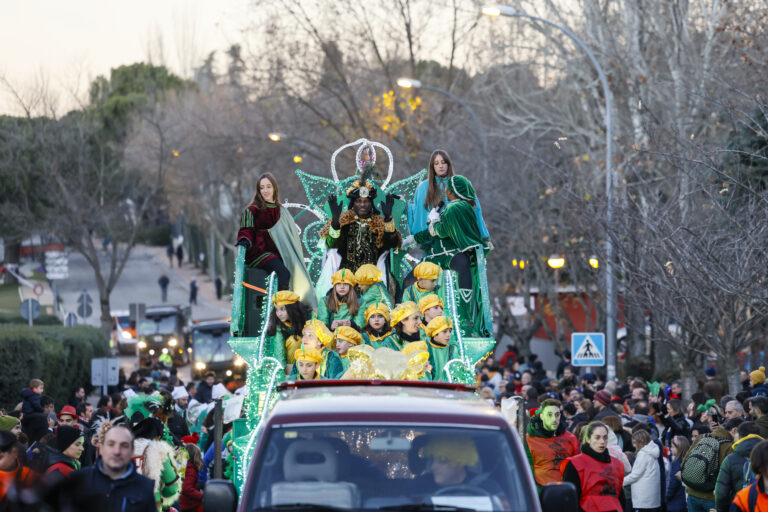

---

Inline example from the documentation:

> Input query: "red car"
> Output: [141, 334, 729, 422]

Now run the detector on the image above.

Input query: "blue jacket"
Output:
[20, 387, 43, 414]
[666, 457, 686, 512]
[752, 383, 768, 397]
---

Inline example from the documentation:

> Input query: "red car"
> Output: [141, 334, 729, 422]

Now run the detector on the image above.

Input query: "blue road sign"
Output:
[571, 332, 605, 366]
[77, 291, 93, 318]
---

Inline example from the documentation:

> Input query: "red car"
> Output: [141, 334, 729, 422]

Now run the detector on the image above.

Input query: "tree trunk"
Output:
[3, 241, 20, 285]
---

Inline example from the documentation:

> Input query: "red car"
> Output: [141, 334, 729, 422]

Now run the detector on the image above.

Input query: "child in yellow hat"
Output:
[425, 315, 458, 381]
[334, 325, 363, 371]
[403, 261, 441, 304]
[418, 294, 444, 328]
[361, 302, 398, 350]
[317, 269, 359, 331]
[268, 290, 312, 374]
[353, 264, 393, 327]
[288, 319, 344, 379]
[294, 347, 324, 380]
[391, 302, 424, 350]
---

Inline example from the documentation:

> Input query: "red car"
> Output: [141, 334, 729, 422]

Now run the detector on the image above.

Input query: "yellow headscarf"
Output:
[293, 347, 324, 364]
[364, 302, 391, 323]
[303, 319, 334, 347]
[418, 294, 444, 316]
[332, 269, 357, 286]
[413, 261, 442, 280]
[354, 264, 382, 286]
[273, 290, 300, 306]
[335, 326, 363, 346]
[390, 302, 420, 327]
[425, 315, 452, 338]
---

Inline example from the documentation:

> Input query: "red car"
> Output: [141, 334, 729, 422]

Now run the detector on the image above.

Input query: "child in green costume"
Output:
[425, 315, 459, 382]
[361, 302, 399, 350]
[317, 269, 359, 330]
[267, 290, 311, 375]
[288, 319, 344, 379]
[402, 261, 441, 304]
[334, 325, 363, 372]
[391, 302, 424, 350]
[418, 294, 444, 331]
[294, 347, 325, 380]
[353, 264, 393, 327]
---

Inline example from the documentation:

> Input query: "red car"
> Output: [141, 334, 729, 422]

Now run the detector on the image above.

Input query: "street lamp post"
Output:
[547, 254, 565, 346]
[483, 4, 617, 380]
[396, 78, 489, 178]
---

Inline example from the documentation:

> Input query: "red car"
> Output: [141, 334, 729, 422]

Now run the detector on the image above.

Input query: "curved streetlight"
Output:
[482, 4, 617, 379]
[396, 77, 489, 177]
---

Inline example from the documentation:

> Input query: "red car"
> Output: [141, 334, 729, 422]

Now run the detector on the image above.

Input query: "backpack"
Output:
[680, 435, 729, 492]
[743, 459, 757, 489]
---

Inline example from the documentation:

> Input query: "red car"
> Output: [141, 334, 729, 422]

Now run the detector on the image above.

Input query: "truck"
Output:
[203, 380, 576, 512]
[191, 319, 245, 381]
[136, 305, 192, 367]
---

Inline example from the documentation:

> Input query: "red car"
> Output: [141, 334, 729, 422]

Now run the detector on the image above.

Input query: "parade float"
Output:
[226, 139, 496, 494]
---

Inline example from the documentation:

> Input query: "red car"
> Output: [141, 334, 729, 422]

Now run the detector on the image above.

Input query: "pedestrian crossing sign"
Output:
[571, 332, 605, 366]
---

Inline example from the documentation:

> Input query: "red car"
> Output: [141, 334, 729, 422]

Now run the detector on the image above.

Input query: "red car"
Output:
[204, 380, 576, 512]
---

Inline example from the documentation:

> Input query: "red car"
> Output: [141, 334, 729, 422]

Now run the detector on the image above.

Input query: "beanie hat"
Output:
[751, 367, 766, 385]
[0, 415, 20, 431]
[413, 262, 441, 281]
[594, 390, 612, 407]
[273, 290, 300, 306]
[418, 294, 444, 316]
[54, 425, 84, 452]
[705, 366, 716, 377]
[331, 269, 356, 287]
[354, 264, 382, 286]
[447, 175, 477, 202]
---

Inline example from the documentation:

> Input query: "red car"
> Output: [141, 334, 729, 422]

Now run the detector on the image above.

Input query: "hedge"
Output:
[0, 314, 62, 326]
[135, 224, 172, 246]
[0, 325, 108, 411]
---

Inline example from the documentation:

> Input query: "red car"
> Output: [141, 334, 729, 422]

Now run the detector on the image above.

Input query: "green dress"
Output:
[339, 353, 350, 372]
[402, 283, 438, 305]
[427, 340, 458, 382]
[354, 283, 393, 327]
[413, 200, 487, 267]
[317, 296, 355, 329]
[362, 330, 399, 350]
[289, 348, 344, 379]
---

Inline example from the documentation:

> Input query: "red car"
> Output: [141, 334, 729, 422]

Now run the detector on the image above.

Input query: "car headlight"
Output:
[149, 349, 155, 356]
[161, 348, 169, 354]
[226, 370, 233, 377]
[195, 361, 206, 370]
[138, 341, 147, 349]
[168, 338, 178, 347]
[234, 357, 245, 367]
[121, 331, 131, 339]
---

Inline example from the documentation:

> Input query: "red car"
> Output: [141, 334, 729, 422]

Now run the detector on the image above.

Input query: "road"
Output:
[55, 245, 230, 383]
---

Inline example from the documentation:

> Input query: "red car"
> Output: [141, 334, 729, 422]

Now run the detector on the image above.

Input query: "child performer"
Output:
[353, 264, 393, 328]
[334, 325, 363, 371]
[418, 294, 444, 329]
[288, 319, 344, 379]
[390, 302, 424, 350]
[402, 261, 441, 304]
[361, 302, 398, 350]
[425, 315, 458, 382]
[267, 290, 311, 374]
[294, 347, 325, 380]
[317, 269, 359, 330]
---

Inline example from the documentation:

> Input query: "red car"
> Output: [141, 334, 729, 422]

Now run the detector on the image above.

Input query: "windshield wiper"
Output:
[380, 505, 475, 512]
[254, 504, 349, 512]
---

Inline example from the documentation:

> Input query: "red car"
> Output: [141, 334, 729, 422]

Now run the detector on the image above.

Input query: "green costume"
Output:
[289, 348, 344, 379]
[391, 332, 424, 351]
[316, 296, 355, 329]
[362, 330, 399, 350]
[402, 283, 438, 305]
[339, 354, 350, 372]
[354, 283, 393, 327]
[427, 340, 458, 382]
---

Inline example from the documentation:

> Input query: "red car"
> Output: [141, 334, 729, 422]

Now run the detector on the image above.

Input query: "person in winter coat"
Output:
[666, 435, 690, 512]
[133, 417, 181, 511]
[45, 426, 85, 480]
[0, 430, 38, 503]
[715, 421, 763, 512]
[195, 373, 215, 404]
[593, 390, 620, 421]
[731, 439, 768, 512]
[179, 442, 203, 512]
[20, 379, 44, 415]
[662, 398, 692, 447]
[523, 399, 580, 493]
[623, 429, 661, 511]
[751, 367, 768, 397]
[683, 424, 734, 512]
[606, 429, 631, 475]
[561, 421, 625, 512]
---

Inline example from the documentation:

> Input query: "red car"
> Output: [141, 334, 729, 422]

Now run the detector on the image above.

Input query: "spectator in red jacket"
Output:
[180, 441, 204, 512]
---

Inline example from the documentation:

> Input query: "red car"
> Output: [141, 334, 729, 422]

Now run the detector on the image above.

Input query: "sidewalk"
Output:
[142, 245, 229, 314]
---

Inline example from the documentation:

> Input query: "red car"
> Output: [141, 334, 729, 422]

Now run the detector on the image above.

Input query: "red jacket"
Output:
[237, 204, 281, 268]
[179, 462, 203, 512]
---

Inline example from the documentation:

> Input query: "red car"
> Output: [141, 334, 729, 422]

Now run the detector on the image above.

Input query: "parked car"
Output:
[111, 310, 137, 355]
[204, 380, 577, 512]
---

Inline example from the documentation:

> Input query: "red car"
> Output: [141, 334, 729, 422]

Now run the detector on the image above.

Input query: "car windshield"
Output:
[247, 425, 532, 512]
[193, 329, 233, 363]
[138, 314, 177, 335]
[116, 315, 131, 329]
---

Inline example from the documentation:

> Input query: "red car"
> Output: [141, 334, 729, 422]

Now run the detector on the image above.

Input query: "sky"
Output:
[0, 1, 252, 115]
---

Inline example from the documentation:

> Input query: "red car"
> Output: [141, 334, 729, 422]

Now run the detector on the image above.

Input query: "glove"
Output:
[427, 207, 441, 225]
[236, 239, 251, 250]
[401, 235, 415, 248]
[381, 193, 398, 222]
[328, 195, 343, 229]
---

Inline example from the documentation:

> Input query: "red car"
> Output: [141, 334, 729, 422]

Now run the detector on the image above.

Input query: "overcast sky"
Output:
[0, 1, 251, 115]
